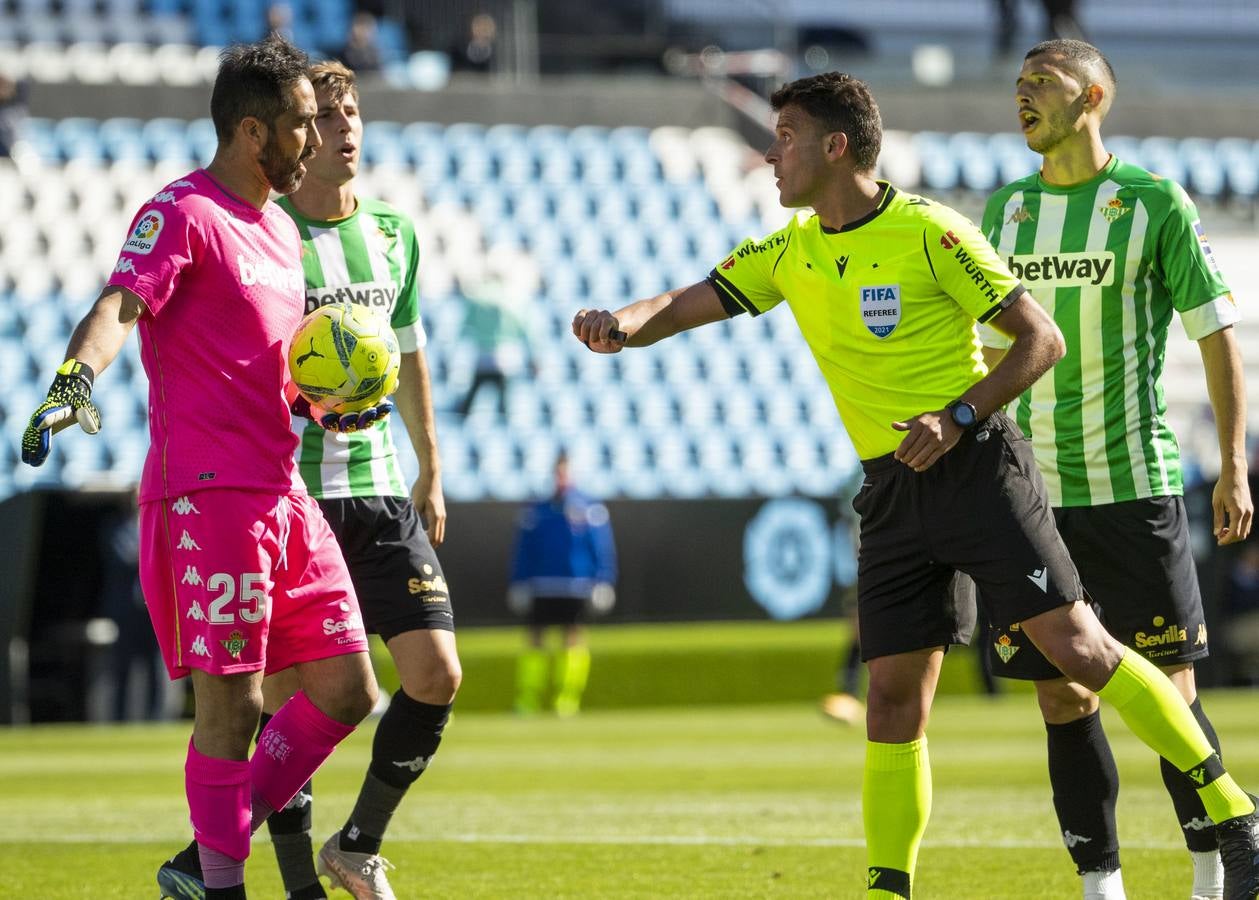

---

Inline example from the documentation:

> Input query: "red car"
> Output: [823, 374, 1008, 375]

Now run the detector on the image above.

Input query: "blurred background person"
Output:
[1223, 541, 1259, 685]
[338, 12, 384, 75]
[456, 276, 533, 420]
[265, 1, 294, 42]
[509, 451, 617, 717]
[98, 489, 166, 722]
[0, 73, 28, 157]
[449, 11, 498, 74]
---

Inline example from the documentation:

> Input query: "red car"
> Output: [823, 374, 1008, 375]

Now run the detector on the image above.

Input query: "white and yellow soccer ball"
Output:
[288, 302, 400, 415]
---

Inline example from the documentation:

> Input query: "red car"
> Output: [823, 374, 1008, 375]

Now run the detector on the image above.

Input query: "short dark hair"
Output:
[770, 72, 882, 172]
[1025, 39, 1116, 98]
[211, 35, 311, 144]
[309, 59, 359, 106]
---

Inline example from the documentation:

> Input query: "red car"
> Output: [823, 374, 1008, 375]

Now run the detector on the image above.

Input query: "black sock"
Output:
[206, 887, 246, 900]
[339, 692, 452, 855]
[840, 640, 862, 696]
[1160, 697, 1222, 852]
[1046, 710, 1121, 874]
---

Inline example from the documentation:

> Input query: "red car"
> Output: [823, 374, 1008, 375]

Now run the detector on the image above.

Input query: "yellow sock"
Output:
[514, 648, 548, 714]
[1097, 651, 1254, 822]
[863, 738, 930, 898]
[553, 645, 591, 716]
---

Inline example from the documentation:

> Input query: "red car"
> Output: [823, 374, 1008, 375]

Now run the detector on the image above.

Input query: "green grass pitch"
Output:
[3, 694, 1257, 897]
[1, 638, 1256, 897]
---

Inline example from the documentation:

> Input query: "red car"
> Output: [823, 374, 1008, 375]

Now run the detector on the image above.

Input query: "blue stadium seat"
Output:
[98, 118, 148, 162]
[142, 117, 195, 163]
[914, 132, 959, 191]
[950, 132, 999, 192]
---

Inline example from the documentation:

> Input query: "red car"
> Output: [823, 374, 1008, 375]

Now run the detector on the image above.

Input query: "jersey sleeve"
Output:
[391, 216, 427, 352]
[704, 222, 793, 318]
[923, 205, 1025, 327]
[106, 195, 198, 317]
[976, 193, 1015, 349]
[1156, 184, 1240, 340]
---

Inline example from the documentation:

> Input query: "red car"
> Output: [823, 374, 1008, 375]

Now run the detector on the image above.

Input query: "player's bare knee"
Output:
[400, 656, 461, 704]
[1034, 678, 1098, 723]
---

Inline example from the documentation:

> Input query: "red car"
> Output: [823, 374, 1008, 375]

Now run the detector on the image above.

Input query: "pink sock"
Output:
[251, 690, 354, 827]
[185, 738, 251, 874]
[198, 844, 246, 890]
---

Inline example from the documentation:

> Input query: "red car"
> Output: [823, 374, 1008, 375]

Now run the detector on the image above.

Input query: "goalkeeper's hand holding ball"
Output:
[21, 358, 102, 466]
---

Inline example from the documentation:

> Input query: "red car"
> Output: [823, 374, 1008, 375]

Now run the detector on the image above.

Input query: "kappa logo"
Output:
[1182, 816, 1213, 831]
[150, 190, 178, 204]
[393, 754, 434, 774]
[189, 636, 210, 657]
[1007, 206, 1034, 224]
[113, 258, 137, 276]
[181, 565, 202, 586]
[186, 601, 207, 621]
[1027, 567, 1048, 592]
[994, 634, 1020, 664]
[172, 496, 200, 515]
[177, 530, 201, 551]
[170, 179, 195, 188]
[1062, 830, 1093, 848]
[1195, 623, 1207, 645]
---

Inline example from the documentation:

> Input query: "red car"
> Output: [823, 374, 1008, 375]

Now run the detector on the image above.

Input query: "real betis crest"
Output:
[994, 633, 1019, 663]
[221, 630, 248, 659]
[1098, 198, 1131, 223]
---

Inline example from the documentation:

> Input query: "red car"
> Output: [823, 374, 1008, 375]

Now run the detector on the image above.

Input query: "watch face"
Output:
[952, 403, 976, 427]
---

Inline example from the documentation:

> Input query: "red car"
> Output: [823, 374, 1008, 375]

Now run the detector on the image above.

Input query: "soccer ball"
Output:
[288, 302, 400, 415]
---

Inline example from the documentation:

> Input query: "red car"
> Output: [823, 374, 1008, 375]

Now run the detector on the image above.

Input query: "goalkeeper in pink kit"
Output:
[20, 37, 380, 900]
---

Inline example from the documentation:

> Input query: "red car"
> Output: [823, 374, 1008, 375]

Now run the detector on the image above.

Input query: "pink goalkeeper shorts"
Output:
[139, 488, 368, 679]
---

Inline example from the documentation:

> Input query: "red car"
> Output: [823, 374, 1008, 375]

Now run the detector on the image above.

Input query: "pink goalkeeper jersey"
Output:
[108, 169, 306, 503]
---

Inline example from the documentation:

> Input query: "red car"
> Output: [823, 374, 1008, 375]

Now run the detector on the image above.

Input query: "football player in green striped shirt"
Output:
[980, 40, 1254, 900]
[270, 60, 459, 900]
[573, 71, 1259, 900]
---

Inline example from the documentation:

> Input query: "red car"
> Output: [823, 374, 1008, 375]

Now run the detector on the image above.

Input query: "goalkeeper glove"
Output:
[286, 381, 393, 434]
[21, 358, 102, 467]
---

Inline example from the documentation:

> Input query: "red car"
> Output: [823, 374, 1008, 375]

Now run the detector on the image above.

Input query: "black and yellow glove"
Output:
[21, 358, 102, 467]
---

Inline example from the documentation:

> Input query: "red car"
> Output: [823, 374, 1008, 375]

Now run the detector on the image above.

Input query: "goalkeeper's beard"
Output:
[261, 135, 310, 195]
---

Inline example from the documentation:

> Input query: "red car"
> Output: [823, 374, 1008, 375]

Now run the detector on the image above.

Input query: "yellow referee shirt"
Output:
[708, 184, 1025, 459]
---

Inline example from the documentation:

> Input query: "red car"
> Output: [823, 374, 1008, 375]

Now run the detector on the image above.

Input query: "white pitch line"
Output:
[11, 832, 1187, 851]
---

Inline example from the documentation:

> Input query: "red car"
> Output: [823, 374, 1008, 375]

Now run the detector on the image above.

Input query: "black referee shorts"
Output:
[854, 411, 1081, 662]
[316, 495, 455, 640]
[987, 495, 1207, 680]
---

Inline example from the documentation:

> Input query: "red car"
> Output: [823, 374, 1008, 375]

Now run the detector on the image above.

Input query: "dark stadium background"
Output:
[1, 0, 1257, 722]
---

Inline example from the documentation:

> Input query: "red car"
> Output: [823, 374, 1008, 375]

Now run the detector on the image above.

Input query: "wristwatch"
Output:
[947, 399, 978, 430]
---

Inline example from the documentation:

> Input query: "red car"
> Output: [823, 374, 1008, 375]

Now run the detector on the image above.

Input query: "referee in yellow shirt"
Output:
[572, 72, 1259, 899]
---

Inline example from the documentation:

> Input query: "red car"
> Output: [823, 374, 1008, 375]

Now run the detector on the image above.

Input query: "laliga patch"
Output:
[859, 284, 901, 338]
[124, 209, 164, 255]
[1193, 221, 1222, 275]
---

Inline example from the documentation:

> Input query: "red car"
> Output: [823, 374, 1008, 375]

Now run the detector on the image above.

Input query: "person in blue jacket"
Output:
[509, 451, 618, 715]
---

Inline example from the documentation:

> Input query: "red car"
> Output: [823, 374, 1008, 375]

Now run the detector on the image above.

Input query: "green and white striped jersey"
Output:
[981, 157, 1238, 507]
[278, 195, 427, 500]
